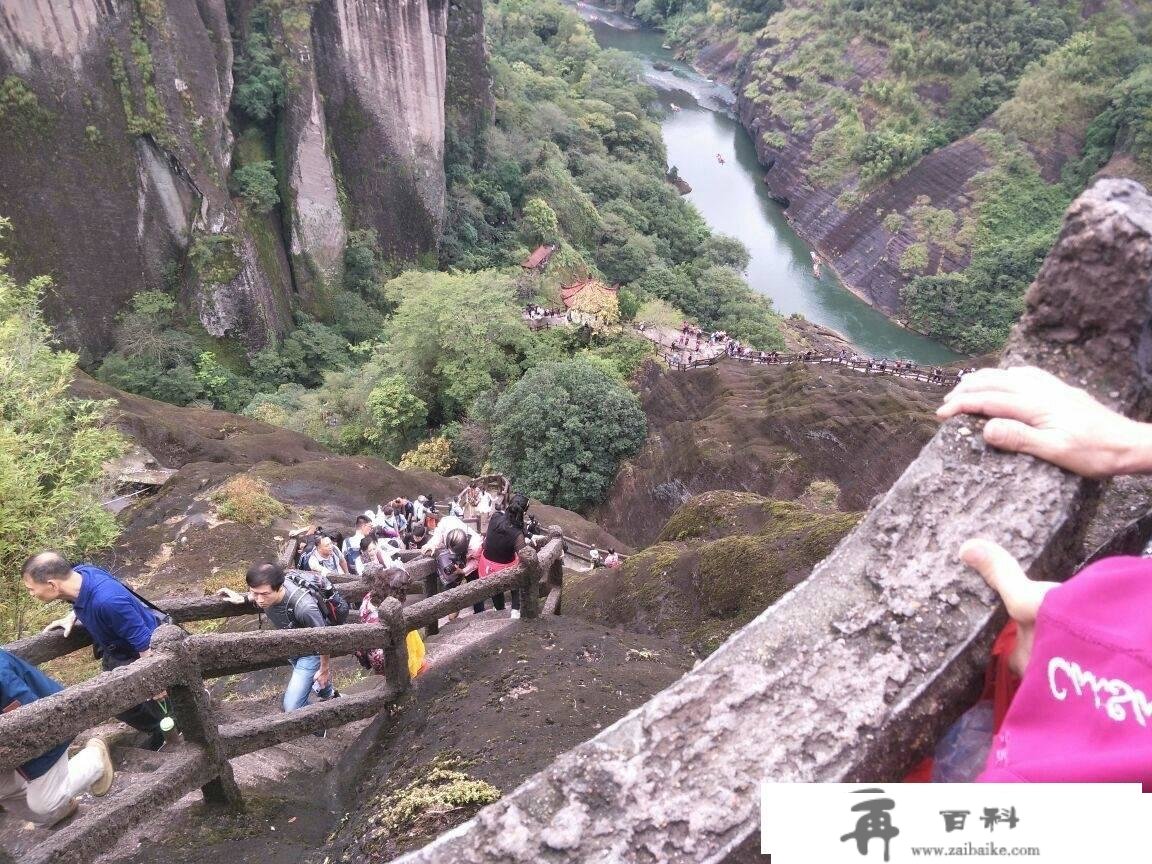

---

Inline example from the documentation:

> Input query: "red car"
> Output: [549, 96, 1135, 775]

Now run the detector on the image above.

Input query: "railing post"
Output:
[381, 597, 411, 693]
[517, 547, 542, 620]
[423, 568, 440, 637]
[151, 625, 244, 810]
[546, 526, 565, 615]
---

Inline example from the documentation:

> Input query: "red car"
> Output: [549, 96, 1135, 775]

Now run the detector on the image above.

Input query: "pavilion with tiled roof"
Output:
[560, 278, 620, 327]
[521, 244, 557, 270]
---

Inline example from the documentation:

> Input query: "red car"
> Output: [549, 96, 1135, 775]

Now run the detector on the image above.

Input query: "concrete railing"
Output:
[0, 537, 566, 864]
[386, 179, 1152, 862]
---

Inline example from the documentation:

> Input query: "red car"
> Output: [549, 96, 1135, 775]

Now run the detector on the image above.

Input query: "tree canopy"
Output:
[490, 359, 646, 511]
[0, 217, 125, 638]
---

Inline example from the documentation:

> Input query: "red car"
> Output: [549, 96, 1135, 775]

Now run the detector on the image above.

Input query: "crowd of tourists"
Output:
[1, 480, 545, 827]
[523, 304, 562, 321]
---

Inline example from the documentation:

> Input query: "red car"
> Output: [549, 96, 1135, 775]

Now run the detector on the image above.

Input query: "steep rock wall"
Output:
[273, 4, 347, 295]
[445, 0, 494, 145]
[595, 359, 940, 547]
[734, 40, 990, 316]
[0, 0, 295, 356]
[313, 0, 448, 260]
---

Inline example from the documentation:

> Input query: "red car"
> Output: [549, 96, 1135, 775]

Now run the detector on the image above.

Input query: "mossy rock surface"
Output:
[570, 491, 861, 656]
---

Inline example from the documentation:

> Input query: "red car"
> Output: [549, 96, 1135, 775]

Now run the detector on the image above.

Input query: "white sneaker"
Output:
[509, 609, 521, 619]
[86, 738, 115, 797]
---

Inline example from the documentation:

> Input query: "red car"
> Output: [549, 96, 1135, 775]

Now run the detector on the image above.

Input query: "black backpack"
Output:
[283, 570, 350, 627]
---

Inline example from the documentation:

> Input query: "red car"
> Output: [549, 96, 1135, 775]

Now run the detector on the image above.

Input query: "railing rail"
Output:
[658, 346, 964, 385]
[0, 536, 566, 864]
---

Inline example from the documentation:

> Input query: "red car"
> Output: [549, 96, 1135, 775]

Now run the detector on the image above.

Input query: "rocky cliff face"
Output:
[273, 5, 347, 295]
[733, 40, 990, 316]
[595, 358, 940, 547]
[0, 0, 294, 357]
[313, 0, 449, 260]
[0, 0, 492, 357]
[445, 0, 494, 145]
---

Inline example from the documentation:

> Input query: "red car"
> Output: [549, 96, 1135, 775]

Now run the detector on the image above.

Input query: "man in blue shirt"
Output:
[22, 552, 170, 750]
[0, 650, 114, 826]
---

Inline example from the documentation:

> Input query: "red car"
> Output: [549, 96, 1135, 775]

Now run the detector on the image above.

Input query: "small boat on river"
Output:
[716, 153, 726, 164]
[669, 103, 681, 112]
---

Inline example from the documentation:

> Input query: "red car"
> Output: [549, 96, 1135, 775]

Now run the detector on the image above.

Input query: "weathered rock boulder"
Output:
[595, 358, 940, 547]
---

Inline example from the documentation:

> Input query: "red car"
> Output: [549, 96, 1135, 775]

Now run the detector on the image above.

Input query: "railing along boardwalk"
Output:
[384, 179, 1152, 862]
[659, 346, 963, 385]
[0, 534, 567, 864]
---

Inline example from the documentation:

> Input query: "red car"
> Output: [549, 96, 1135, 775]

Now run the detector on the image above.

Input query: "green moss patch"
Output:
[572, 491, 862, 655]
[350, 754, 500, 856]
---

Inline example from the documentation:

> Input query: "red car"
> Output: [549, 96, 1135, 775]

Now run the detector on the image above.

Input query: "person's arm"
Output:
[0, 657, 47, 711]
[937, 366, 1152, 478]
[294, 599, 331, 688]
[316, 655, 331, 689]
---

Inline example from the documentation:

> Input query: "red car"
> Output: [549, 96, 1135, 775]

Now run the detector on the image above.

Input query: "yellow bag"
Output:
[407, 630, 427, 678]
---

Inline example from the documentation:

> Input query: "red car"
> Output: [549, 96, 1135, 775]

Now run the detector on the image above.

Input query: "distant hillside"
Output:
[618, 0, 1152, 352]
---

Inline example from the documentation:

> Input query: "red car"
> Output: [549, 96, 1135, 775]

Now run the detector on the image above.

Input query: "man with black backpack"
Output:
[231, 562, 342, 715]
[22, 553, 172, 751]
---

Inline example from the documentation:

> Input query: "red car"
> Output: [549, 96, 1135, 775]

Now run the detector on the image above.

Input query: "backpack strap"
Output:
[109, 571, 184, 633]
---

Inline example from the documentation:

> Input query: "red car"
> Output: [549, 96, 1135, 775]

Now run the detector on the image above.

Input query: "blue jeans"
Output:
[283, 655, 334, 712]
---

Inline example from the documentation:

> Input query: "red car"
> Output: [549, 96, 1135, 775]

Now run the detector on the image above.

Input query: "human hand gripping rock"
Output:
[937, 366, 1152, 478]
[958, 539, 1058, 677]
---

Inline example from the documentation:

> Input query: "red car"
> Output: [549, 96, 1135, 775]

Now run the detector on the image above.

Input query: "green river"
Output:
[572, 3, 961, 364]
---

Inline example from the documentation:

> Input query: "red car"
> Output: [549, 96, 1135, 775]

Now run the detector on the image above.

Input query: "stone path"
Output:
[521, 313, 962, 385]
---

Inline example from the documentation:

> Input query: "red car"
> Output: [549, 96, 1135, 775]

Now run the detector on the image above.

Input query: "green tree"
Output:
[489, 359, 646, 511]
[233, 30, 284, 122]
[365, 375, 428, 460]
[398, 436, 454, 474]
[343, 228, 382, 296]
[699, 234, 751, 271]
[381, 270, 531, 424]
[0, 217, 125, 637]
[195, 351, 255, 413]
[520, 197, 559, 246]
[230, 161, 280, 213]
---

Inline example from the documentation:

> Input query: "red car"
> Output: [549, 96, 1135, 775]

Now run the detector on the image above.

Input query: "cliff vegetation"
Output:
[643, 0, 1152, 353]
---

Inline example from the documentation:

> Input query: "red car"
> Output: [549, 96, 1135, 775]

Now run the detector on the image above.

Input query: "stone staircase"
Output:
[0, 603, 528, 863]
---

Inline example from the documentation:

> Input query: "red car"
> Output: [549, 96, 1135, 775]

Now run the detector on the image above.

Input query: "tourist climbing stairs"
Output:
[0, 534, 568, 864]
